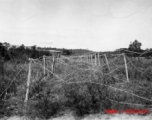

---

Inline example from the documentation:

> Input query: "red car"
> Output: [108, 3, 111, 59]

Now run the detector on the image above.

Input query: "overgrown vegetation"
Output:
[1, 40, 152, 119]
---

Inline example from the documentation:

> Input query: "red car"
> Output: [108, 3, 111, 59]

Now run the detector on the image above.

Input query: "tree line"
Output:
[0, 42, 92, 62]
[0, 40, 152, 62]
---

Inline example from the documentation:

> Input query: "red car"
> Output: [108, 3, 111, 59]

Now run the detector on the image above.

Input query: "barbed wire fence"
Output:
[1, 50, 152, 118]
[24, 52, 152, 107]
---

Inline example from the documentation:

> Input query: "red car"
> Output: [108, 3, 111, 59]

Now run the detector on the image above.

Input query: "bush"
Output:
[32, 97, 62, 119]
[63, 83, 112, 116]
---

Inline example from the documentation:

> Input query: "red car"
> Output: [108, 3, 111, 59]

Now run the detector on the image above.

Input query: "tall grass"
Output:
[1, 56, 152, 119]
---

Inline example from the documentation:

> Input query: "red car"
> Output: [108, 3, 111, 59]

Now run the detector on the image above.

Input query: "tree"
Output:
[128, 40, 142, 52]
[31, 45, 38, 58]
[0, 43, 5, 57]
[3, 42, 10, 48]
[62, 49, 72, 55]
[0, 43, 10, 60]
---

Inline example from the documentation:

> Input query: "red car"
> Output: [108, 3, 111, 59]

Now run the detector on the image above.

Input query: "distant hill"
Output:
[37, 47, 92, 55]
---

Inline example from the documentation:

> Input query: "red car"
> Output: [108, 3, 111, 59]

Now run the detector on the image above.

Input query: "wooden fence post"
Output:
[123, 54, 129, 82]
[90, 55, 92, 65]
[25, 58, 32, 103]
[92, 55, 93, 65]
[95, 53, 97, 65]
[43, 55, 46, 79]
[87, 55, 88, 63]
[104, 54, 110, 71]
[86, 56, 87, 63]
[52, 55, 55, 73]
[56, 54, 58, 63]
[98, 52, 100, 66]
[57, 53, 60, 63]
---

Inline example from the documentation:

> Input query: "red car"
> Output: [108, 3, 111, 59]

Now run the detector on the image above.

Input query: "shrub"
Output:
[63, 83, 112, 117]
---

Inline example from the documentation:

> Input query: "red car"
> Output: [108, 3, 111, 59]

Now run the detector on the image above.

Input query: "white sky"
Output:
[0, 0, 152, 51]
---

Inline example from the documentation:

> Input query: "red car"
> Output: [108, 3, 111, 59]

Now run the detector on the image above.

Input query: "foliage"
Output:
[128, 40, 142, 52]
[64, 83, 112, 116]
[0, 43, 10, 60]
[62, 49, 72, 55]
[1, 42, 92, 63]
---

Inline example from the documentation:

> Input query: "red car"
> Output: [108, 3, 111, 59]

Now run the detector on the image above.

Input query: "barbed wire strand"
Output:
[29, 60, 152, 103]
[0, 63, 27, 97]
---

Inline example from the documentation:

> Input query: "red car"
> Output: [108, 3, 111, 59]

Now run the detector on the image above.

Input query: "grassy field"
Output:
[1, 54, 152, 119]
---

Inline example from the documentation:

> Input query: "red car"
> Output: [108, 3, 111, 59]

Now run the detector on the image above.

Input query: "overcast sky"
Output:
[0, 0, 152, 51]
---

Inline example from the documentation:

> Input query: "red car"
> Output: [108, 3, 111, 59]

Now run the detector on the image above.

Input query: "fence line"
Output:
[24, 52, 152, 109]
[29, 59, 152, 104]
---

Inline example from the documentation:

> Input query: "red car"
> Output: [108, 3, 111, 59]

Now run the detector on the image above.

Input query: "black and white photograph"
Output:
[1, 0, 152, 120]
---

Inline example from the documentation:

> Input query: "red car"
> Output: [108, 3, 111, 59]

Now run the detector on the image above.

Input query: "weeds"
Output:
[1, 56, 152, 119]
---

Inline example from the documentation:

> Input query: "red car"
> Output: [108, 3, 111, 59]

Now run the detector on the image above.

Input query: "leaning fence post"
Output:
[123, 53, 129, 82]
[104, 54, 110, 71]
[43, 55, 46, 79]
[52, 55, 56, 73]
[25, 58, 32, 103]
